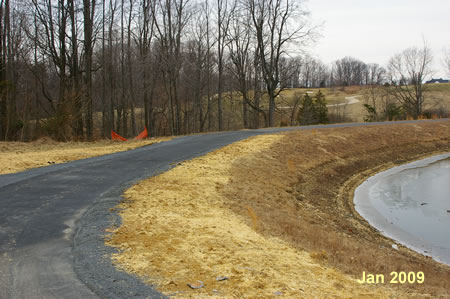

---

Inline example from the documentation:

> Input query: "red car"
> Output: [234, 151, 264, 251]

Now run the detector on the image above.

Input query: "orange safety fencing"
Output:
[111, 127, 149, 141]
[111, 130, 128, 141]
[135, 127, 148, 140]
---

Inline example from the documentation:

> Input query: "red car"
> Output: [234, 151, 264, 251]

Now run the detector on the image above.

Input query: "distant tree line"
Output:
[283, 56, 387, 88]
[0, 0, 438, 141]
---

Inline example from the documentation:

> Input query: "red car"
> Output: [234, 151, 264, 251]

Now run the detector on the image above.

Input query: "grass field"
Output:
[281, 83, 450, 105]
[106, 121, 450, 298]
[216, 83, 450, 126]
[280, 83, 450, 122]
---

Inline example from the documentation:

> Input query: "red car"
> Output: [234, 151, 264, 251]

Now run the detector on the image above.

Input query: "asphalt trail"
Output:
[0, 120, 447, 298]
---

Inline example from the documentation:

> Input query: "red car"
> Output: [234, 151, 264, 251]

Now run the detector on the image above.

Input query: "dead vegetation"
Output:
[0, 137, 172, 174]
[107, 121, 449, 298]
[223, 121, 450, 297]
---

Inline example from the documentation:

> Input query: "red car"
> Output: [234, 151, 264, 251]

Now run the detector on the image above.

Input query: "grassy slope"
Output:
[107, 121, 450, 298]
[94, 84, 449, 133]
[281, 83, 450, 105]
[282, 83, 450, 121]
[224, 121, 450, 296]
[217, 83, 450, 127]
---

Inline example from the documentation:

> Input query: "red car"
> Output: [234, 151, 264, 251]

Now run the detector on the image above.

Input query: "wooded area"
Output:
[0, 0, 439, 141]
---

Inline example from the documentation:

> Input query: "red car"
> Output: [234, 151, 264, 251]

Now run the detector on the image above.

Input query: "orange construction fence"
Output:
[111, 130, 127, 141]
[111, 127, 148, 141]
[135, 127, 149, 140]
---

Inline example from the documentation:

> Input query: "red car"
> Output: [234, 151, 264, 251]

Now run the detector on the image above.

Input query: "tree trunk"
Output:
[0, 1, 7, 140]
[57, 0, 68, 140]
[101, 0, 107, 137]
[268, 92, 275, 127]
[127, 0, 136, 136]
[69, 0, 83, 139]
[120, 0, 127, 136]
[83, 0, 94, 140]
[5, 0, 18, 140]
[108, 0, 115, 136]
[242, 98, 248, 128]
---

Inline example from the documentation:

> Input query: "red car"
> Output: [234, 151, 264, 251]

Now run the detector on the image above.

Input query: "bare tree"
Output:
[107, 0, 118, 135]
[119, 0, 126, 135]
[332, 57, 367, 86]
[31, 0, 72, 140]
[444, 47, 450, 77]
[247, 0, 314, 127]
[387, 43, 433, 117]
[227, 5, 267, 128]
[2, 0, 335, 140]
[184, 3, 213, 132]
[101, 0, 106, 136]
[215, 0, 230, 131]
[0, 0, 5, 139]
[137, 0, 156, 135]
[67, 0, 83, 138]
[295, 55, 328, 88]
[126, 0, 136, 136]
[300, 55, 315, 87]
[364, 63, 386, 85]
[0, 0, 13, 140]
[0, 0, 22, 140]
[152, 0, 192, 135]
[83, 0, 96, 140]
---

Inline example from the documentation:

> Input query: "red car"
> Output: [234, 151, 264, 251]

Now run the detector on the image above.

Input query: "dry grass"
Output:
[106, 121, 449, 298]
[222, 121, 450, 297]
[282, 84, 450, 122]
[0, 137, 172, 175]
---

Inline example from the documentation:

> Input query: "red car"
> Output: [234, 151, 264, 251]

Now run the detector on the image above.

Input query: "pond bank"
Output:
[354, 154, 450, 265]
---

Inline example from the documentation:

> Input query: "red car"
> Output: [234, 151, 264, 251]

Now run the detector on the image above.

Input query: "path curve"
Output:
[0, 120, 447, 298]
[326, 95, 361, 107]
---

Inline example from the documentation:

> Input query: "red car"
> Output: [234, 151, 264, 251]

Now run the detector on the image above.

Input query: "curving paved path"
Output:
[0, 120, 447, 298]
[326, 95, 361, 107]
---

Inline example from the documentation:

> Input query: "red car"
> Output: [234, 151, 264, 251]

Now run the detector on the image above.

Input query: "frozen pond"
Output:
[354, 153, 450, 265]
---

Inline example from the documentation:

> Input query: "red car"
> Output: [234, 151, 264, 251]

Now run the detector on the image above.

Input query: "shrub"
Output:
[385, 103, 403, 121]
[314, 90, 329, 123]
[297, 93, 316, 125]
[297, 90, 329, 125]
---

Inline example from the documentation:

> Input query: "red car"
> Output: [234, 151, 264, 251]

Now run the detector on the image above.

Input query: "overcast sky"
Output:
[306, 0, 450, 78]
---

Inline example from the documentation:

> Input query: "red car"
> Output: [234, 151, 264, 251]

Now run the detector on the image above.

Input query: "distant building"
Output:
[426, 78, 449, 84]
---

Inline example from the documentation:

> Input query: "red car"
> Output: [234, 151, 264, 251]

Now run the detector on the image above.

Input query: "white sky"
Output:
[306, 0, 450, 78]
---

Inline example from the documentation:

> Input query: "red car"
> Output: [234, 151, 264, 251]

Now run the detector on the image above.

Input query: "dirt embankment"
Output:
[106, 121, 450, 298]
[0, 137, 171, 175]
[223, 121, 450, 296]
